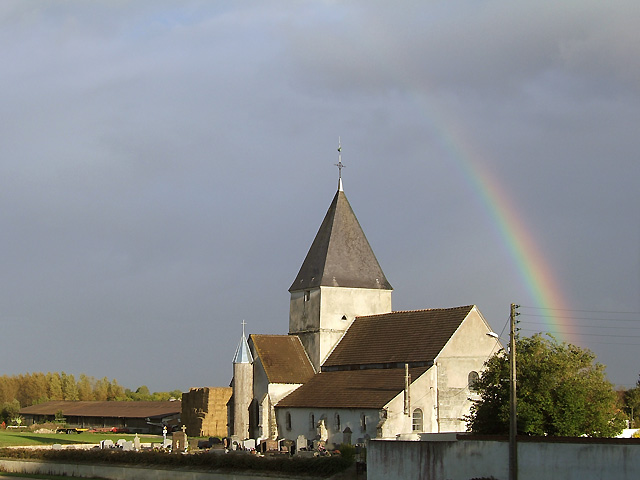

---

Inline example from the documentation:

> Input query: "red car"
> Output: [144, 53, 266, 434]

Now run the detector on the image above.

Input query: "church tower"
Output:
[231, 323, 253, 440]
[289, 145, 393, 370]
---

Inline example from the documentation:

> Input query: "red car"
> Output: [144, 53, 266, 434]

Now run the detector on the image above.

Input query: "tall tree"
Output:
[78, 374, 94, 401]
[61, 373, 79, 401]
[466, 334, 625, 437]
[47, 373, 64, 401]
[624, 374, 640, 428]
[93, 377, 110, 401]
[107, 378, 126, 401]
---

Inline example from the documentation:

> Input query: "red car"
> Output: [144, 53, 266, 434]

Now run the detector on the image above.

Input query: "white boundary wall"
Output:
[368, 434, 640, 480]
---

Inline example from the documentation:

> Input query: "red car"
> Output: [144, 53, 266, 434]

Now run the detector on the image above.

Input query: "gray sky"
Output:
[2, 1, 639, 393]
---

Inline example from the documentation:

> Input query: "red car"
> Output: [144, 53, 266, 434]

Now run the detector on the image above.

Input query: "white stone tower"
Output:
[231, 322, 253, 440]
[289, 147, 393, 370]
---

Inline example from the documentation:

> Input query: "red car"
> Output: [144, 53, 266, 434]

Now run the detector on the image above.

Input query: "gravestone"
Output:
[296, 434, 307, 452]
[259, 439, 277, 453]
[342, 427, 352, 445]
[122, 441, 134, 451]
[244, 438, 256, 451]
[101, 439, 114, 449]
[172, 431, 187, 452]
[280, 438, 294, 454]
[52, 444, 62, 450]
[133, 434, 141, 451]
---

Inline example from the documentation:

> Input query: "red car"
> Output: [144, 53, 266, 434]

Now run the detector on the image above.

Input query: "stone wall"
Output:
[368, 434, 640, 480]
[181, 387, 232, 438]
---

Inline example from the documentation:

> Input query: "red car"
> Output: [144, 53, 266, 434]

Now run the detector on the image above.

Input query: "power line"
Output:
[518, 328, 640, 339]
[519, 305, 640, 315]
[518, 322, 640, 332]
[520, 313, 640, 323]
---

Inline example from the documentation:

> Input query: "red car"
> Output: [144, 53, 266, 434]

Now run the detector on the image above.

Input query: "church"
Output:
[227, 153, 497, 447]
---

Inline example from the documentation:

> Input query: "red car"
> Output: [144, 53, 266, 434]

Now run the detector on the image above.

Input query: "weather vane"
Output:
[335, 137, 345, 188]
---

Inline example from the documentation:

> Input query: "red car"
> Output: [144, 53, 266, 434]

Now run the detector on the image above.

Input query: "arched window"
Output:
[360, 413, 367, 432]
[285, 412, 292, 431]
[334, 413, 341, 431]
[468, 371, 480, 391]
[412, 408, 423, 432]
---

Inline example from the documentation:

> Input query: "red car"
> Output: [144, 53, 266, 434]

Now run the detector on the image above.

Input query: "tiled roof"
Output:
[276, 367, 429, 409]
[250, 334, 316, 384]
[289, 189, 392, 292]
[322, 306, 475, 368]
[20, 401, 181, 419]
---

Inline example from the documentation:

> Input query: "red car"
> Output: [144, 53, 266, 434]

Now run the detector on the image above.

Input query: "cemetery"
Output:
[0, 434, 355, 479]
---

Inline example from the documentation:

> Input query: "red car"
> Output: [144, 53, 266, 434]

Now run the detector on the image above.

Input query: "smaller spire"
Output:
[233, 320, 253, 364]
[335, 137, 345, 191]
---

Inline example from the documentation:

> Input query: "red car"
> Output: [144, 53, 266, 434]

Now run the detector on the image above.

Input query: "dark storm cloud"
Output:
[1, 1, 638, 391]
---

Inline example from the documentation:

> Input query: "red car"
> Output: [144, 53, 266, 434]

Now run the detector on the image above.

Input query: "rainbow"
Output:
[413, 96, 577, 343]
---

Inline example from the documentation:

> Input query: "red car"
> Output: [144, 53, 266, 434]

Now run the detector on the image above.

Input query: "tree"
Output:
[623, 375, 640, 428]
[47, 373, 64, 401]
[107, 379, 126, 401]
[1, 399, 21, 425]
[78, 374, 95, 401]
[61, 373, 79, 401]
[466, 333, 625, 437]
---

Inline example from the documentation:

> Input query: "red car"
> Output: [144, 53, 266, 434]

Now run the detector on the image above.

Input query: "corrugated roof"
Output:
[20, 401, 181, 419]
[289, 189, 392, 292]
[250, 334, 316, 384]
[276, 367, 429, 409]
[322, 306, 474, 368]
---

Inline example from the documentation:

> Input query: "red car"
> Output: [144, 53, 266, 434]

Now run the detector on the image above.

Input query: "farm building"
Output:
[19, 400, 181, 434]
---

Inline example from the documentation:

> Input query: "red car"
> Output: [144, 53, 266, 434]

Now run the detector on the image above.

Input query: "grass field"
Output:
[0, 430, 161, 448]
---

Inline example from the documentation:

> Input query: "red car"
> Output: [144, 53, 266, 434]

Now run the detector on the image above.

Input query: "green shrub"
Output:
[336, 443, 356, 462]
[0, 448, 352, 477]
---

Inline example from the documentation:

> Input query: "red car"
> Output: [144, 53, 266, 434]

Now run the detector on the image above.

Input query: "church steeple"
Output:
[289, 148, 393, 370]
[233, 320, 253, 364]
[289, 188, 392, 292]
[231, 321, 253, 439]
[290, 141, 391, 293]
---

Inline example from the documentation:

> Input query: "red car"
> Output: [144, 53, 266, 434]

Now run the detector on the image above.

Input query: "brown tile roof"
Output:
[20, 401, 181, 419]
[250, 334, 316, 384]
[289, 189, 392, 292]
[322, 306, 475, 369]
[276, 367, 429, 409]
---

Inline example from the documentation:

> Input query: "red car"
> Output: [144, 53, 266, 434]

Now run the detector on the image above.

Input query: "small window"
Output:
[412, 408, 423, 432]
[468, 371, 480, 391]
[304, 290, 311, 302]
[360, 413, 367, 432]
[309, 413, 315, 431]
[335, 413, 341, 431]
[286, 412, 292, 431]
[341, 315, 347, 321]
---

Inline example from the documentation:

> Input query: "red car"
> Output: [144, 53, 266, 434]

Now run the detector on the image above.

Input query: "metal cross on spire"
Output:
[241, 319, 247, 337]
[335, 137, 345, 191]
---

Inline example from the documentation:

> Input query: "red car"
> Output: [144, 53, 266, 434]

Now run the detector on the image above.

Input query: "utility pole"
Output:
[509, 303, 519, 480]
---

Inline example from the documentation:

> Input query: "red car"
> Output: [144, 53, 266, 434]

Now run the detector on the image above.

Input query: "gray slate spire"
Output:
[289, 188, 392, 292]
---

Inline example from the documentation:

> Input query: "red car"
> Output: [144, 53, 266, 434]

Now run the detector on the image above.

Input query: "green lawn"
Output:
[0, 430, 161, 448]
